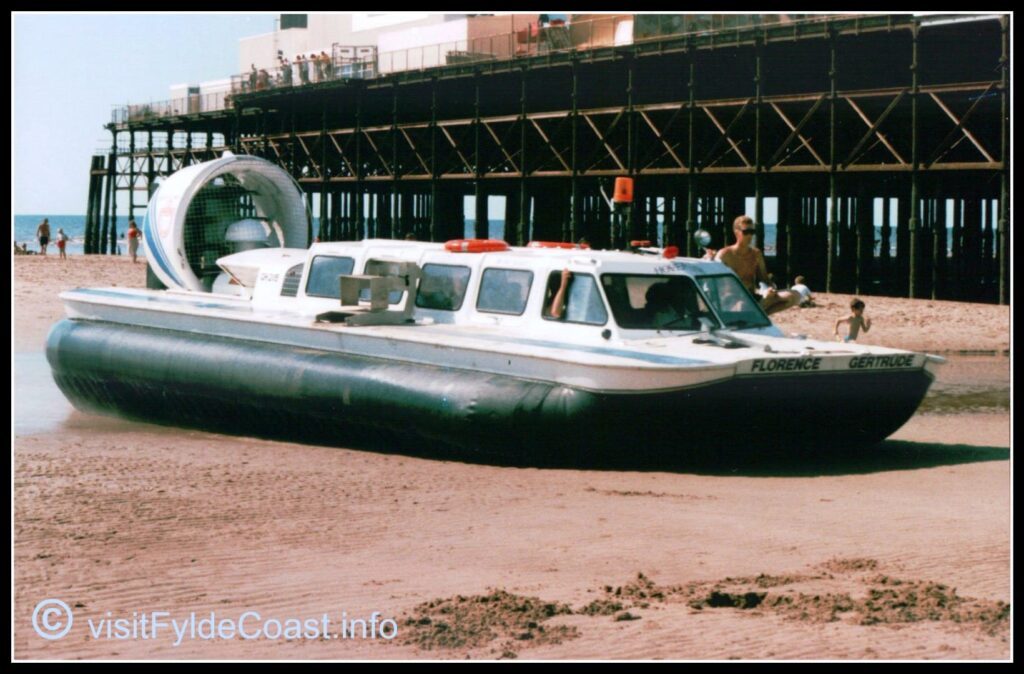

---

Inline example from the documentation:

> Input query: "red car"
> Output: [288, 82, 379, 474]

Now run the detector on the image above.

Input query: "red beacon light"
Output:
[662, 246, 679, 259]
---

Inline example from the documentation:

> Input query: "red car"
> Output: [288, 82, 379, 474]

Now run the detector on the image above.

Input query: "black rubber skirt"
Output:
[46, 319, 934, 463]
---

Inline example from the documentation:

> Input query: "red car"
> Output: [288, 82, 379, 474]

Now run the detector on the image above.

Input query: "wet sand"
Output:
[13, 255, 1011, 660]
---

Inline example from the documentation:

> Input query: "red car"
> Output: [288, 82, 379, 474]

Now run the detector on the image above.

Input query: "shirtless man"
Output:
[36, 218, 51, 255]
[714, 215, 799, 315]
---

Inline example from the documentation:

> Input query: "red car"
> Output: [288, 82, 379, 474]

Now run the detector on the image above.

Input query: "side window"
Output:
[601, 274, 716, 330]
[280, 263, 305, 297]
[544, 272, 608, 325]
[305, 255, 355, 298]
[361, 259, 406, 305]
[476, 268, 533, 315]
[415, 264, 471, 311]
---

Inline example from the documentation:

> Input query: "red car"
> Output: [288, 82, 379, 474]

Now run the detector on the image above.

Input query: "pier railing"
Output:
[112, 92, 232, 125]
[111, 13, 870, 125]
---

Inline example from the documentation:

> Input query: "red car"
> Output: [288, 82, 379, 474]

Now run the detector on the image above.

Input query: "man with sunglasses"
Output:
[715, 215, 799, 315]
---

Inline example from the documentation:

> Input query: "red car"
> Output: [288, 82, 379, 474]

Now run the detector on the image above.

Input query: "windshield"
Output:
[696, 275, 772, 329]
[601, 274, 716, 331]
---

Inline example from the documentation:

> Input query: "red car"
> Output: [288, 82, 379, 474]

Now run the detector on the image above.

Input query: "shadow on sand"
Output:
[390, 438, 1010, 478]
[57, 406, 1009, 478]
[630, 440, 1010, 478]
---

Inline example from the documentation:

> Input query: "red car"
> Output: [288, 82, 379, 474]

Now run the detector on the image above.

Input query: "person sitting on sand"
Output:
[715, 215, 799, 315]
[835, 298, 872, 342]
[790, 275, 814, 308]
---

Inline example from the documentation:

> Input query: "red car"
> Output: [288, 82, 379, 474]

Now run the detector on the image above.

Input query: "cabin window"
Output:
[695, 275, 772, 330]
[601, 274, 720, 330]
[280, 263, 305, 297]
[415, 264, 471, 311]
[305, 255, 355, 298]
[543, 272, 608, 325]
[360, 259, 407, 305]
[476, 268, 533, 315]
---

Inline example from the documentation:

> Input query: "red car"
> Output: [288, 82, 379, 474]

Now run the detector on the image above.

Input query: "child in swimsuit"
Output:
[56, 228, 68, 260]
[835, 298, 871, 342]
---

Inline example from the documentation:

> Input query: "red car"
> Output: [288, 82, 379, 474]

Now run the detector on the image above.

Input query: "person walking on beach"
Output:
[55, 227, 69, 260]
[36, 218, 51, 255]
[715, 215, 799, 315]
[127, 218, 142, 263]
[835, 298, 872, 342]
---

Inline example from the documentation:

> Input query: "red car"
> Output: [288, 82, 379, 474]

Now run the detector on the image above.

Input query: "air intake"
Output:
[143, 154, 309, 292]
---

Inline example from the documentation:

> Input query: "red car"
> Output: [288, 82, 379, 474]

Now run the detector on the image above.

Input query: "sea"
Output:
[14, 215, 103, 256]
[12, 215, 491, 256]
[15, 215, 943, 258]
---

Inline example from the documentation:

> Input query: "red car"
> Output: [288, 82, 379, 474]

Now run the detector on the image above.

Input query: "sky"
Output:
[13, 13, 274, 215]
[11, 12, 526, 222]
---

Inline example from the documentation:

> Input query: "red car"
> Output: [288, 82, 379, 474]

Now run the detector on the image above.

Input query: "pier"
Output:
[88, 14, 1009, 303]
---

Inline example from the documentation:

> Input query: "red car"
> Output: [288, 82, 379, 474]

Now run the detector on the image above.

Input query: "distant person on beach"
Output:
[36, 218, 51, 255]
[56, 228, 68, 260]
[835, 298, 872, 342]
[127, 218, 142, 263]
[790, 275, 814, 307]
[715, 215, 799, 315]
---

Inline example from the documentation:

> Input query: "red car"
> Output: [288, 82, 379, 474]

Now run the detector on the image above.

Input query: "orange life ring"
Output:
[444, 239, 510, 253]
[527, 241, 590, 250]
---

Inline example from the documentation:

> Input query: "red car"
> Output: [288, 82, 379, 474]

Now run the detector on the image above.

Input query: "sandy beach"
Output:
[13, 255, 1010, 660]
